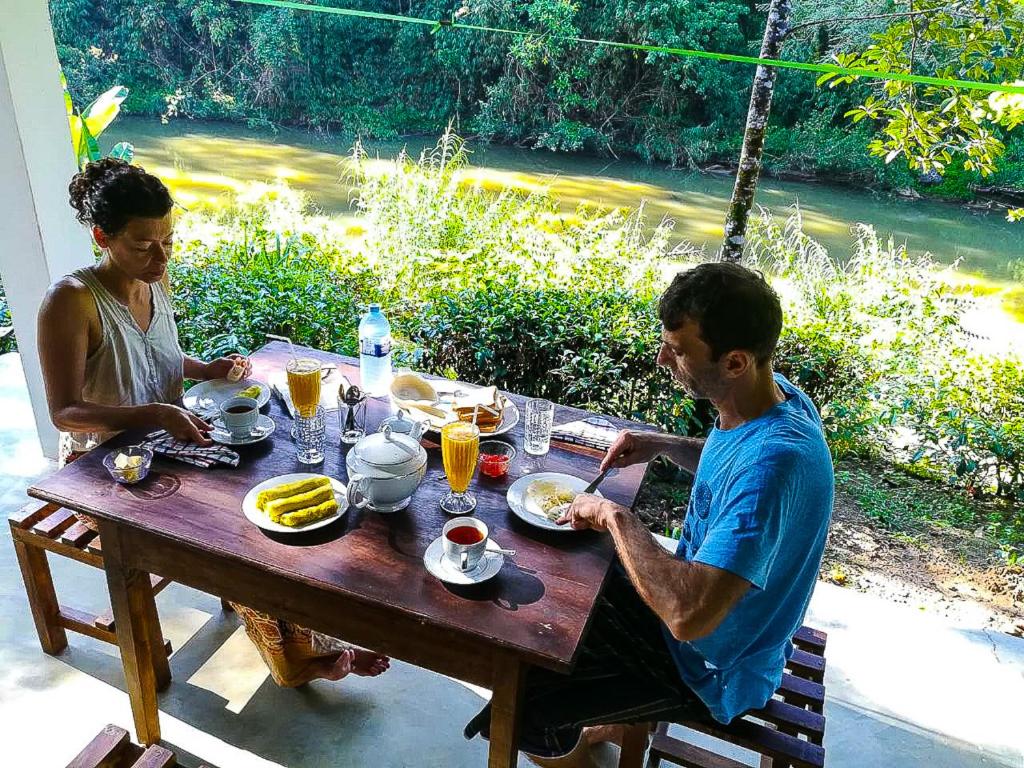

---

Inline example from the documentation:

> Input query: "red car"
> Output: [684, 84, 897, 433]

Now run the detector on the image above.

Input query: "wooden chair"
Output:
[66, 723, 214, 767]
[9, 500, 174, 688]
[619, 626, 828, 768]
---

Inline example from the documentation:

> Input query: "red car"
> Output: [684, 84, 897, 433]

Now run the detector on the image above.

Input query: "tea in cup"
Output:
[219, 396, 259, 438]
[442, 517, 489, 572]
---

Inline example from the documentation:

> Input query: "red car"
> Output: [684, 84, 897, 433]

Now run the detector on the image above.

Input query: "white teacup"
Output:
[442, 517, 489, 572]
[219, 396, 259, 438]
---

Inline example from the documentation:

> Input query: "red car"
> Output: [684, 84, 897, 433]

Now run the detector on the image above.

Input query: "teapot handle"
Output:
[409, 418, 429, 442]
[346, 474, 370, 510]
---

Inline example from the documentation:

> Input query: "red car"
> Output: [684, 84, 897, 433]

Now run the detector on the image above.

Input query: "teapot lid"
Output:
[351, 425, 426, 474]
[379, 410, 415, 433]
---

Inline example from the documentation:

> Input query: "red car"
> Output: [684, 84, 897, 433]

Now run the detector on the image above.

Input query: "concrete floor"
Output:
[1, 352, 1022, 767]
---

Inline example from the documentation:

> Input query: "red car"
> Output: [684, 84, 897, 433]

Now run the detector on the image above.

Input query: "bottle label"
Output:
[360, 336, 392, 358]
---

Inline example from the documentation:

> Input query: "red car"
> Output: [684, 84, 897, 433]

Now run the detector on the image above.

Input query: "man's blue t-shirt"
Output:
[664, 374, 833, 723]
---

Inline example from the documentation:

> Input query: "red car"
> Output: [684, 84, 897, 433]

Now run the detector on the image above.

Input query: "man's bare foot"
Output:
[525, 734, 597, 768]
[581, 724, 626, 747]
[351, 648, 390, 677]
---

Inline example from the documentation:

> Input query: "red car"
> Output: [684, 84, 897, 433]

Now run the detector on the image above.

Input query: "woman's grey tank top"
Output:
[67, 267, 185, 452]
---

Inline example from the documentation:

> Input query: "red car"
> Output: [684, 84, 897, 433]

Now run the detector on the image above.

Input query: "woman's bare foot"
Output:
[350, 648, 390, 677]
[319, 649, 356, 681]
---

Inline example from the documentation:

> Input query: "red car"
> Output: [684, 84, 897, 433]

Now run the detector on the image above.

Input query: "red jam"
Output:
[480, 452, 511, 478]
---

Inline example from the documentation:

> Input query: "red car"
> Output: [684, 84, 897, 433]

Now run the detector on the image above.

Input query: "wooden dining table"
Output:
[28, 341, 656, 767]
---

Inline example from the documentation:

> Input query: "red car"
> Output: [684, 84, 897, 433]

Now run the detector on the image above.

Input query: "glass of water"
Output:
[524, 398, 555, 456]
[295, 406, 326, 464]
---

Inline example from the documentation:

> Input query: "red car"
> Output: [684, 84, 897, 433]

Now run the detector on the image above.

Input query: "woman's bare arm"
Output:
[37, 280, 209, 442]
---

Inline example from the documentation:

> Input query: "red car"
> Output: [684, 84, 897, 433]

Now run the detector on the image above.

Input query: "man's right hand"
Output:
[155, 404, 213, 445]
[600, 429, 668, 471]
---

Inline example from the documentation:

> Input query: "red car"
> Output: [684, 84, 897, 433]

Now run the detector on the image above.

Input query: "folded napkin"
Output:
[143, 430, 241, 468]
[550, 417, 620, 452]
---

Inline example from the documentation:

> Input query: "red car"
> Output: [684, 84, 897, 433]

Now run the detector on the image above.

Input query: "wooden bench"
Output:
[9, 500, 174, 689]
[66, 723, 214, 768]
[619, 626, 828, 768]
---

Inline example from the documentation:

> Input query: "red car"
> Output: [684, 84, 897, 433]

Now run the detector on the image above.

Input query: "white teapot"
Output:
[346, 423, 428, 513]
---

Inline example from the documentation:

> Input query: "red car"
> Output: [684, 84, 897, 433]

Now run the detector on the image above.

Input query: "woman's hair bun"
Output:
[68, 158, 173, 235]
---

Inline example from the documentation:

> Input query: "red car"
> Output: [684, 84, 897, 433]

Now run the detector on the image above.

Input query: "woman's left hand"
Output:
[205, 354, 252, 381]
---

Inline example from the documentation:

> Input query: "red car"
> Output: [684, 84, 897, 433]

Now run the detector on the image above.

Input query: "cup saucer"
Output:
[423, 536, 504, 586]
[210, 414, 277, 446]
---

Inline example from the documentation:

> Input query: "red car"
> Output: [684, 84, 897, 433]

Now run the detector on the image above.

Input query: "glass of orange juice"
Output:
[286, 358, 322, 417]
[441, 421, 481, 515]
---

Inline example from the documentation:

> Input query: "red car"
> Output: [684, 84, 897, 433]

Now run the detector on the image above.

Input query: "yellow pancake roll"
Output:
[280, 498, 339, 527]
[265, 484, 335, 522]
[256, 475, 331, 512]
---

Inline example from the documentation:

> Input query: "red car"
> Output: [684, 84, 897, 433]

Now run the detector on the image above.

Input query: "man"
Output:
[465, 261, 834, 763]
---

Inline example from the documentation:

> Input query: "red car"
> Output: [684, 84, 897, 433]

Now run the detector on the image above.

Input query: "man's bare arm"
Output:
[606, 506, 750, 641]
[601, 430, 705, 475]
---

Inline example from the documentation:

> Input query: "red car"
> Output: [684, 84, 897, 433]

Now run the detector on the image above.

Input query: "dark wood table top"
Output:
[29, 342, 656, 672]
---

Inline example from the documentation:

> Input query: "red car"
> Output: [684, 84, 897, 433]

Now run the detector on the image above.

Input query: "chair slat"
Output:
[692, 718, 825, 768]
[9, 500, 60, 529]
[751, 698, 825, 743]
[787, 648, 825, 682]
[32, 508, 77, 539]
[65, 723, 129, 768]
[793, 626, 827, 652]
[778, 673, 825, 709]
[649, 730, 752, 768]
[130, 744, 176, 768]
[60, 521, 100, 549]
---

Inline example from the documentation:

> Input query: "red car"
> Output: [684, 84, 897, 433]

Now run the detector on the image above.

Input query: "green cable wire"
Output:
[230, 0, 1024, 96]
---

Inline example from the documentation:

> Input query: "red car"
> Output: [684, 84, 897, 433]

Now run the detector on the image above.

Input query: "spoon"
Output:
[486, 544, 517, 558]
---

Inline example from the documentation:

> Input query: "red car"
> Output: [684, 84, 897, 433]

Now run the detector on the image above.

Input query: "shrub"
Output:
[169, 185, 377, 359]
[748, 205, 1022, 498]
[163, 136, 1024, 503]
[0, 279, 15, 355]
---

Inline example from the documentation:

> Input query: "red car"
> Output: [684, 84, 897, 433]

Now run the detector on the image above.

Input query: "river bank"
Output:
[105, 117, 1024, 340]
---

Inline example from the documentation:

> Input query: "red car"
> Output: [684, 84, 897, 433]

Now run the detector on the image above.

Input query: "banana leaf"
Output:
[83, 85, 129, 138]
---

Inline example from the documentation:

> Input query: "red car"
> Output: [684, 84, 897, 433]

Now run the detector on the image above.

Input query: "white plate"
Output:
[506, 472, 603, 532]
[184, 377, 271, 415]
[398, 397, 521, 437]
[422, 536, 505, 585]
[242, 473, 348, 533]
[210, 414, 277, 446]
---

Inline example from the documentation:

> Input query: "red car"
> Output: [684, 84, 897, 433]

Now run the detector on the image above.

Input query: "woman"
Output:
[37, 158, 388, 686]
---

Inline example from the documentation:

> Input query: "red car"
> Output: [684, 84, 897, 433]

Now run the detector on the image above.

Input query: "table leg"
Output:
[100, 522, 162, 746]
[488, 654, 527, 768]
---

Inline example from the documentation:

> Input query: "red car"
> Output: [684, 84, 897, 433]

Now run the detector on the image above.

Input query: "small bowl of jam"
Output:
[478, 441, 517, 479]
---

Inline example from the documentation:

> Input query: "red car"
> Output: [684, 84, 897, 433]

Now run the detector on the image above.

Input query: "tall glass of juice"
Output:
[286, 358, 322, 418]
[440, 421, 480, 515]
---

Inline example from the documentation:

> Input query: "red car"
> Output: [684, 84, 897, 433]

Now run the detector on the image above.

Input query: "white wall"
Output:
[0, 0, 92, 458]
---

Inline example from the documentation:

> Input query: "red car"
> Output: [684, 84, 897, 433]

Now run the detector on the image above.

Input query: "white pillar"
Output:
[0, 0, 92, 458]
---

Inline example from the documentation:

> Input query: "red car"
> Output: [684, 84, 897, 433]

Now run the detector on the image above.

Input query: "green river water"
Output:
[115, 118, 1023, 326]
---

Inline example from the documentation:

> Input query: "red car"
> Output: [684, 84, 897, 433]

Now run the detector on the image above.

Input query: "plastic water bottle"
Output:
[358, 304, 393, 396]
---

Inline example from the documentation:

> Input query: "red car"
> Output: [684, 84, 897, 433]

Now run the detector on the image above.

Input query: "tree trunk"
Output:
[721, 0, 793, 262]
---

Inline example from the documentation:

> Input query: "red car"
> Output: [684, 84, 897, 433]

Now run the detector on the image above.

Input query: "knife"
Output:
[583, 467, 613, 495]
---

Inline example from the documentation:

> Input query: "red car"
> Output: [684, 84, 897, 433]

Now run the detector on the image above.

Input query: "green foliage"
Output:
[836, 463, 1023, 554]
[165, 138, 1024, 509]
[817, 0, 1024, 179]
[0, 278, 15, 355]
[62, 72, 133, 170]
[168, 185, 377, 359]
[50, 0, 1024, 198]
[747, 205, 1023, 499]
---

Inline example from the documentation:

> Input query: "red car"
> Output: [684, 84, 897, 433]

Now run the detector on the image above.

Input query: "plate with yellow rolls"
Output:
[242, 473, 348, 533]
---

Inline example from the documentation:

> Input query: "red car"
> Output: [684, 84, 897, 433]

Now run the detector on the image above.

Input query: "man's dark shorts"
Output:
[464, 566, 711, 758]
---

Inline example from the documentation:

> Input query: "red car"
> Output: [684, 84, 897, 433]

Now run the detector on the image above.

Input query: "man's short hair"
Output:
[658, 262, 783, 366]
